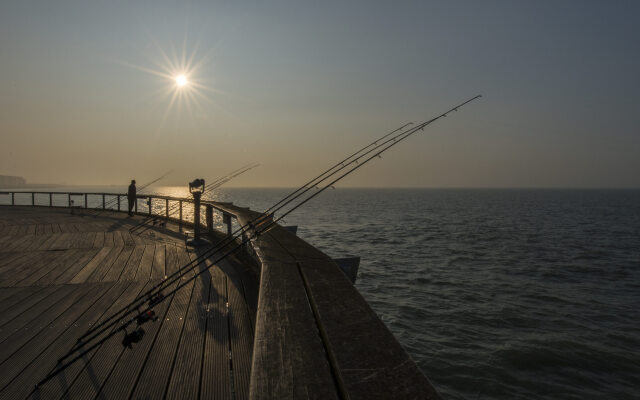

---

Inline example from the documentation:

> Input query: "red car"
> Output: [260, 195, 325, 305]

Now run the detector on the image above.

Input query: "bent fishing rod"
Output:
[66, 96, 481, 352]
[129, 163, 259, 233]
[48, 96, 482, 377]
[85, 170, 173, 217]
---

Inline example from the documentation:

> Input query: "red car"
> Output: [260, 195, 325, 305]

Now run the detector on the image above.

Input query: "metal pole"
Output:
[193, 194, 201, 241]
[148, 197, 152, 216]
[179, 200, 183, 223]
[102, 194, 105, 209]
[68, 194, 71, 208]
[32, 192, 35, 206]
[11, 192, 14, 205]
[117, 195, 121, 211]
[206, 205, 213, 233]
[49, 193, 52, 207]
[84, 194, 88, 209]
[166, 199, 169, 219]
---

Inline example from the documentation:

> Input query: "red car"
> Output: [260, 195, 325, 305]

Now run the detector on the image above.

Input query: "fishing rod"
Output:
[68, 125, 419, 349]
[85, 170, 173, 217]
[66, 96, 480, 351]
[47, 96, 481, 377]
[128, 163, 259, 233]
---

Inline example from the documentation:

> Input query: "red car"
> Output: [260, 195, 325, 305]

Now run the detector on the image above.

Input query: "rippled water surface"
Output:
[4, 187, 639, 398]
[219, 188, 640, 399]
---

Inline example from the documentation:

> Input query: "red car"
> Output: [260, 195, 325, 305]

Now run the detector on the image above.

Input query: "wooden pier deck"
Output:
[1, 192, 442, 399]
[0, 206, 257, 400]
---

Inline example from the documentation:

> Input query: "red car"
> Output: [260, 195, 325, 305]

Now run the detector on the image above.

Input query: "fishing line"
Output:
[43, 96, 481, 384]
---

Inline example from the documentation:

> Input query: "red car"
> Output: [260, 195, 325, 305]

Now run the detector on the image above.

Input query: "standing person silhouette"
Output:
[127, 180, 137, 216]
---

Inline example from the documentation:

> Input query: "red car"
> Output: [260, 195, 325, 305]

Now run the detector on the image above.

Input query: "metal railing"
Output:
[0, 191, 239, 237]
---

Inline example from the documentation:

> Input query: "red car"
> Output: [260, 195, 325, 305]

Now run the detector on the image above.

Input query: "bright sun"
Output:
[175, 74, 188, 87]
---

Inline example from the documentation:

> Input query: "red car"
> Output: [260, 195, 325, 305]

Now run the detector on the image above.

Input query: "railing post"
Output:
[117, 195, 121, 211]
[32, 192, 35, 206]
[11, 192, 15, 205]
[134, 198, 138, 213]
[148, 197, 152, 216]
[165, 199, 169, 219]
[68, 194, 71, 208]
[49, 193, 52, 207]
[102, 194, 105, 209]
[193, 196, 201, 241]
[179, 200, 183, 223]
[206, 205, 213, 233]
[84, 193, 88, 209]
[223, 213, 232, 237]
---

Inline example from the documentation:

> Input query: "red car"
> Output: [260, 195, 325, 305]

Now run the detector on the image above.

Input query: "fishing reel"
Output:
[148, 292, 165, 307]
[122, 327, 145, 349]
[136, 310, 158, 326]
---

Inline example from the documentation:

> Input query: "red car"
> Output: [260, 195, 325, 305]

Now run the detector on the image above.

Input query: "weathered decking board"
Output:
[0, 206, 255, 399]
[200, 257, 233, 400]
[164, 250, 210, 400]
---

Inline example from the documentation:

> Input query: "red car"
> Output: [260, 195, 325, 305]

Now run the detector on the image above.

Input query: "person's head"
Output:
[131, 180, 136, 185]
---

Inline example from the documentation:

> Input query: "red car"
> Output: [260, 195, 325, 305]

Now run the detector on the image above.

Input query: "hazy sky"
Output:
[1, 1, 638, 188]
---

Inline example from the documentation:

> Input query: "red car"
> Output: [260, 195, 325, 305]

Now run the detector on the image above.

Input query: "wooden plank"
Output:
[121, 231, 137, 247]
[134, 245, 155, 281]
[0, 251, 42, 280]
[112, 230, 125, 247]
[103, 231, 115, 247]
[0, 251, 32, 270]
[0, 283, 107, 378]
[0, 250, 66, 287]
[49, 248, 102, 285]
[165, 248, 210, 400]
[0, 286, 28, 304]
[12, 248, 85, 287]
[23, 282, 147, 400]
[34, 233, 63, 251]
[101, 247, 134, 282]
[47, 232, 74, 250]
[120, 245, 145, 281]
[150, 245, 165, 280]
[128, 253, 197, 399]
[53, 281, 152, 400]
[70, 246, 113, 284]
[0, 233, 36, 253]
[200, 262, 232, 400]
[86, 247, 125, 282]
[92, 231, 105, 248]
[164, 244, 179, 277]
[225, 260, 254, 400]
[0, 286, 44, 314]
[26, 249, 91, 286]
[0, 282, 127, 397]
[0, 285, 61, 327]
[95, 278, 183, 399]
[77, 231, 97, 249]
[0, 284, 87, 350]
[249, 259, 339, 400]
[300, 257, 442, 400]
